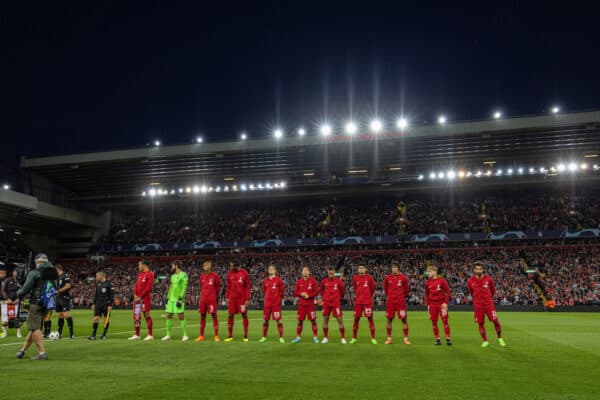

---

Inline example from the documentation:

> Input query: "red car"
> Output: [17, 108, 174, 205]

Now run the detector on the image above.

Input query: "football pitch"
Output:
[1, 310, 599, 400]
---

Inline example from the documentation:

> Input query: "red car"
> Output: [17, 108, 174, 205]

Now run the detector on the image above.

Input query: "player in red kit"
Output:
[319, 266, 347, 344]
[195, 260, 221, 342]
[383, 262, 411, 345]
[128, 260, 154, 341]
[259, 264, 285, 343]
[291, 266, 319, 344]
[224, 259, 251, 342]
[350, 264, 377, 344]
[468, 261, 506, 348]
[424, 265, 452, 346]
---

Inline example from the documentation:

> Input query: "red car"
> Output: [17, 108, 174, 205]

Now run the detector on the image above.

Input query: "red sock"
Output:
[442, 316, 451, 339]
[323, 327, 329, 338]
[492, 319, 502, 338]
[200, 314, 207, 336]
[432, 321, 440, 339]
[242, 315, 249, 338]
[386, 327, 392, 337]
[368, 318, 375, 339]
[311, 320, 318, 337]
[262, 321, 268, 337]
[212, 314, 219, 336]
[479, 323, 488, 341]
[146, 316, 153, 336]
[277, 322, 283, 338]
[296, 321, 303, 336]
[352, 318, 360, 339]
[227, 316, 234, 337]
[134, 322, 140, 336]
[403, 328, 409, 338]
[339, 327, 345, 339]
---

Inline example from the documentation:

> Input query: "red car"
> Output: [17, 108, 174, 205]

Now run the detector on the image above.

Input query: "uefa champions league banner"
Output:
[90, 229, 600, 253]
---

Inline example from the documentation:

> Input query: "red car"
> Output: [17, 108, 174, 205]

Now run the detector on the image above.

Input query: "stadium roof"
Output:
[21, 111, 600, 205]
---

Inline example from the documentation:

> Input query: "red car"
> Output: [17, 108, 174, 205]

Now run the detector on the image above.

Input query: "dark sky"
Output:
[2, 2, 600, 164]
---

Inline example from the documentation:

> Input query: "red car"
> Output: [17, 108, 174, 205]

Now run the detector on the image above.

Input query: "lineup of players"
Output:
[1, 258, 506, 348]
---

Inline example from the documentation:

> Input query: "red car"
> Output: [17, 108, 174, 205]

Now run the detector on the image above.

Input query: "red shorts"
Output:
[428, 303, 448, 322]
[134, 297, 151, 316]
[353, 304, 373, 318]
[199, 299, 217, 315]
[322, 304, 343, 318]
[297, 302, 316, 321]
[228, 298, 247, 315]
[474, 306, 498, 323]
[263, 304, 282, 321]
[386, 302, 407, 320]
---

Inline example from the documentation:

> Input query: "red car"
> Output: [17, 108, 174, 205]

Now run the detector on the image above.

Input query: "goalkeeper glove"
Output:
[176, 299, 182, 308]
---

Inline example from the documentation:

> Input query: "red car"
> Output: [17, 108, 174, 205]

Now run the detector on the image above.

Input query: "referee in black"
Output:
[55, 264, 75, 339]
[88, 271, 114, 340]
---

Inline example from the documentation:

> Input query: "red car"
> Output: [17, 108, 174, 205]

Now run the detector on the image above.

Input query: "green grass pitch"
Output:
[1, 310, 599, 400]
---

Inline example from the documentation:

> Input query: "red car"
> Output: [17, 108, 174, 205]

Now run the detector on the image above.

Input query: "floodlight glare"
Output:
[518, 168, 524, 174]
[493, 111, 502, 119]
[438, 172, 445, 179]
[274, 129, 283, 139]
[581, 163, 588, 170]
[429, 172, 436, 180]
[438, 115, 447, 125]
[154, 140, 161, 147]
[396, 118, 408, 130]
[551, 106, 560, 114]
[345, 122, 358, 135]
[196, 137, 203, 143]
[568, 162, 577, 172]
[447, 170, 456, 180]
[417, 174, 424, 181]
[320, 124, 332, 136]
[297, 128, 306, 136]
[369, 119, 383, 133]
[192, 185, 200, 194]
[557, 164, 566, 172]
[240, 132, 248, 140]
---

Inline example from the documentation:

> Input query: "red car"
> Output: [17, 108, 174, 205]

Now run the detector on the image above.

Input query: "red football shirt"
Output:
[262, 276, 285, 306]
[424, 277, 450, 305]
[319, 277, 345, 306]
[384, 273, 410, 304]
[225, 269, 251, 301]
[352, 274, 376, 305]
[200, 272, 221, 303]
[468, 275, 496, 308]
[134, 270, 154, 299]
[294, 277, 319, 305]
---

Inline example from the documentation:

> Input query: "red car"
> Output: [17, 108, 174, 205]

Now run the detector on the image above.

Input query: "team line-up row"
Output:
[87, 259, 507, 347]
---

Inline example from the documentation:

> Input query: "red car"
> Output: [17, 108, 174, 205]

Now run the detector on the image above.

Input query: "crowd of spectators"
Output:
[64, 247, 600, 309]
[104, 190, 600, 244]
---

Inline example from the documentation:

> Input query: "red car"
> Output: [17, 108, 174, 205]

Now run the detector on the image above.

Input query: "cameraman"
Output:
[11, 253, 58, 360]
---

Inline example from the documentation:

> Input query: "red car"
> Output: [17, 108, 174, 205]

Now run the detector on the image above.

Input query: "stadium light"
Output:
[529, 167, 536, 174]
[438, 172, 445, 179]
[192, 185, 200, 194]
[396, 118, 408, 130]
[417, 174, 424, 181]
[240, 184, 248, 191]
[438, 115, 447, 125]
[429, 172, 436, 180]
[297, 128, 306, 136]
[196, 136, 203, 143]
[496, 169, 503, 176]
[320, 124, 332, 137]
[141, 191, 146, 196]
[240, 132, 248, 140]
[507, 168, 513, 175]
[458, 170, 466, 178]
[178, 188, 184, 193]
[557, 163, 566, 172]
[581, 163, 588, 170]
[280, 181, 286, 188]
[568, 162, 578, 172]
[274, 128, 283, 139]
[148, 189, 156, 197]
[485, 170, 492, 176]
[201, 185, 208, 193]
[518, 167, 524, 174]
[185, 187, 191, 193]
[447, 170, 456, 180]
[154, 140, 161, 147]
[345, 121, 358, 135]
[493, 111, 502, 119]
[2, 184, 9, 190]
[551, 106, 560, 114]
[476, 170, 482, 177]
[369, 119, 383, 133]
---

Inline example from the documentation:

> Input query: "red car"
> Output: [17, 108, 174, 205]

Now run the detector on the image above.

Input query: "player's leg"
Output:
[488, 308, 505, 346]
[1, 303, 7, 338]
[365, 306, 376, 343]
[475, 309, 489, 346]
[90, 313, 101, 339]
[400, 309, 410, 344]
[309, 310, 318, 342]
[43, 311, 52, 338]
[274, 309, 284, 342]
[210, 304, 219, 340]
[101, 309, 110, 339]
[335, 309, 346, 344]
[178, 313, 188, 341]
[321, 310, 330, 343]
[241, 302, 249, 341]
[64, 310, 74, 338]
[260, 307, 270, 342]
[430, 306, 441, 344]
[441, 307, 451, 344]
[163, 313, 173, 340]
[130, 303, 142, 339]
[293, 305, 304, 342]
[57, 311, 65, 338]
[143, 309, 153, 340]
[351, 304, 361, 342]
[226, 299, 236, 340]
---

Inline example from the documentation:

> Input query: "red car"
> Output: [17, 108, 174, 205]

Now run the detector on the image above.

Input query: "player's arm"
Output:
[225, 272, 231, 301]
[244, 271, 251, 303]
[383, 277, 389, 296]
[279, 278, 285, 299]
[293, 280, 301, 298]
[369, 276, 376, 296]
[404, 276, 410, 299]
[58, 275, 71, 294]
[108, 281, 115, 309]
[489, 278, 497, 298]
[339, 280, 345, 297]
[443, 279, 451, 305]
[179, 273, 189, 303]
[424, 282, 430, 306]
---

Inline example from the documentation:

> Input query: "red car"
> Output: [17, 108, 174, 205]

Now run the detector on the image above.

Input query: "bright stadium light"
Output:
[447, 170, 456, 180]
[2, 184, 9, 190]
[458, 170, 466, 178]
[496, 169, 503, 176]
[141, 191, 146, 196]
[369, 119, 383, 133]
[476, 170, 482, 177]
[529, 167, 536, 173]
[178, 188, 184, 193]
[417, 174, 424, 181]
[148, 189, 156, 197]
[396, 118, 408, 130]
[438, 115, 447, 125]
[185, 187, 191, 193]
[507, 168, 513, 175]
[240, 184, 248, 191]
[201, 185, 208, 193]
[486, 170, 492, 176]
[345, 121, 358, 135]
[581, 163, 588, 170]
[280, 181, 286, 188]
[557, 163, 566, 172]
[551, 106, 560, 114]
[274, 128, 283, 139]
[297, 128, 306, 136]
[154, 140, 161, 147]
[568, 162, 578, 172]
[493, 111, 502, 119]
[196, 136, 203, 143]
[429, 172, 436, 180]
[240, 132, 248, 140]
[320, 124, 332, 136]
[540, 166, 546, 173]
[438, 172, 445, 179]
[518, 167, 524, 174]
[192, 185, 200, 194]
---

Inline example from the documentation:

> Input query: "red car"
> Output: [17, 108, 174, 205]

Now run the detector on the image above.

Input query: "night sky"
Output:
[2, 2, 600, 164]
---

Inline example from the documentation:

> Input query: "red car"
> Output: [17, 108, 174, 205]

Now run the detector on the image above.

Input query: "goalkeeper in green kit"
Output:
[161, 260, 189, 341]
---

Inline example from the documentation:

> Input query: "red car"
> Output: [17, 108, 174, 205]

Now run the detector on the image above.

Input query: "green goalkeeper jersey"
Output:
[168, 271, 189, 301]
